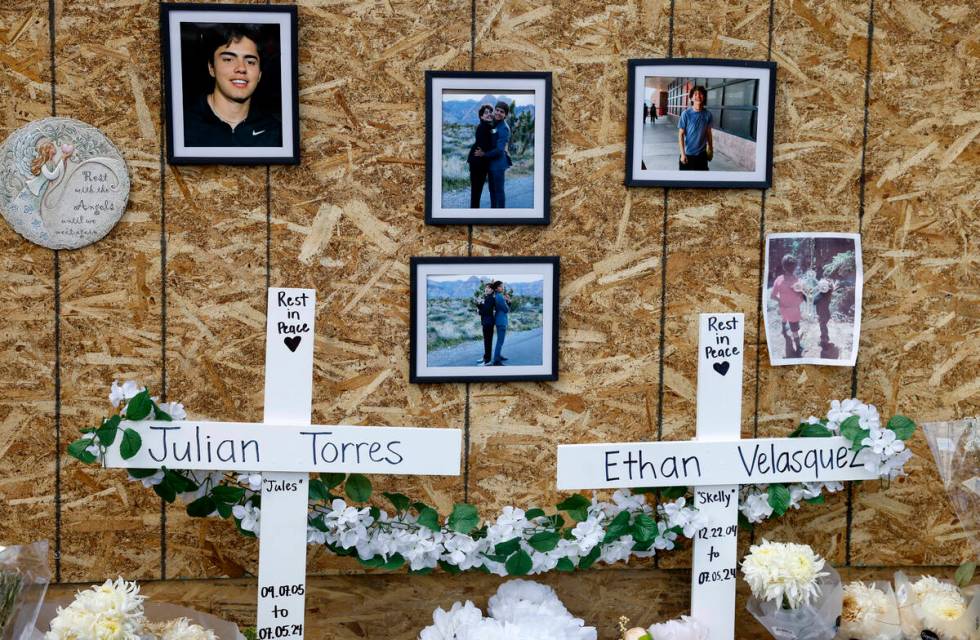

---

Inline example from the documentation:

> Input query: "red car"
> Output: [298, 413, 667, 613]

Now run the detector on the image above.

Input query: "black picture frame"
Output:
[161, 3, 300, 165]
[410, 256, 560, 383]
[625, 58, 776, 188]
[425, 71, 552, 225]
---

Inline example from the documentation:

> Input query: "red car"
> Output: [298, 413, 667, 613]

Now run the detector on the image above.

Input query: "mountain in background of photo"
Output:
[427, 276, 543, 299]
[441, 95, 535, 125]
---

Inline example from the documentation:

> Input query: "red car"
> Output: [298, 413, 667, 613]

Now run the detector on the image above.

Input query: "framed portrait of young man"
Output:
[425, 71, 552, 225]
[410, 256, 559, 383]
[625, 58, 776, 188]
[161, 3, 300, 165]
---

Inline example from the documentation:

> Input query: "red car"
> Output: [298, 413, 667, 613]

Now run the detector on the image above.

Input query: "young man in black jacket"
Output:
[183, 24, 282, 148]
[476, 284, 496, 365]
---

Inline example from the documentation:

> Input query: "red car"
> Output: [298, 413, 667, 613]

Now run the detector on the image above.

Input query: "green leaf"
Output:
[187, 496, 216, 517]
[448, 503, 479, 534]
[381, 553, 405, 571]
[383, 492, 411, 513]
[839, 415, 868, 447]
[804, 495, 825, 505]
[631, 513, 659, 544]
[793, 423, 834, 438]
[321, 473, 346, 489]
[357, 556, 385, 569]
[954, 561, 976, 588]
[602, 510, 631, 543]
[165, 469, 197, 493]
[308, 479, 329, 502]
[738, 512, 754, 532]
[126, 468, 158, 479]
[152, 402, 172, 421]
[659, 486, 687, 500]
[409, 567, 433, 576]
[524, 508, 546, 520]
[505, 549, 532, 576]
[416, 507, 440, 532]
[67, 438, 97, 464]
[631, 538, 655, 552]
[556, 494, 590, 522]
[96, 415, 121, 446]
[345, 474, 372, 502]
[125, 390, 153, 421]
[578, 546, 601, 570]
[153, 480, 177, 503]
[527, 531, 560, 552]
[888, 415, 916, 441]
[494, 537, 522, 557]
[119, 428, 142, 460]
[556, 557, 575, 572]
[212, 485, 246, 504]
[438, 560, 462, 575]
[767, 484, 792, 517]
[216, 502, 233, 519]
[369, 506, 381, 520]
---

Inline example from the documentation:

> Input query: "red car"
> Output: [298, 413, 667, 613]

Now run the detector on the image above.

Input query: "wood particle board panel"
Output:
[751, 0, 871, 565]
[268, 1, 472, 574]
[54, 0, 164, 583]
[466, 0, 670, 520]
[0, 2, 56, 574]
[849, 0, 979, 567]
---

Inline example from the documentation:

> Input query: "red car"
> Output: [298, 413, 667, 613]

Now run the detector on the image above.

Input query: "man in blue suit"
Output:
[475, 101, 512, 208]
[491, 280, 510, 365]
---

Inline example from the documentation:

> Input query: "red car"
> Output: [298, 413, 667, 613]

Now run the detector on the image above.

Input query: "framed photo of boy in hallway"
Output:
[625, 59, 776, 188]
[425, 71, 552, 225]
[161, 3, 299, 165]
[410, 257, 559, 383]
[762, 233, 863, 367]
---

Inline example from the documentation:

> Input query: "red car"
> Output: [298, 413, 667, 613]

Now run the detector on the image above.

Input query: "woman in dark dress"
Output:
[467, 104, 496, 208]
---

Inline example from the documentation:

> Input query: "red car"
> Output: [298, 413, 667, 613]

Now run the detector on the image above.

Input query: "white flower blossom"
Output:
[647, 615, 709, 640]
[237, 472, 263, 491]
[109, 380, 143, 408]
[45, 578, 146, 640]
[741, 539, 828, 609]
[233, 503, 260, 536]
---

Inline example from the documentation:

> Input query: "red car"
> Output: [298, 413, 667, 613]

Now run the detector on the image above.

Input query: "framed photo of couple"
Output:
[410, 257, 560, 383]
[626, 58, 777, 188]
[425, 71, 553, 225]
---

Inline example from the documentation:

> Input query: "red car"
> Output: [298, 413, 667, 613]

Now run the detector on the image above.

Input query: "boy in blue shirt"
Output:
[677, 85, 713, 171]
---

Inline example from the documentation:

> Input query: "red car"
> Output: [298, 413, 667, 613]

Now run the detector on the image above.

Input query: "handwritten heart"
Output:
[284, 336, 301, 352]
[713, 361, 730, 376]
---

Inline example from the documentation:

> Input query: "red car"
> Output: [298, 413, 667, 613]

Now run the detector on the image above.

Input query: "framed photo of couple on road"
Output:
[410, 257, 559, 383]
[625, 58, 776, 188]
[161, 3, 300, 165]
[425, 71, 552, 225]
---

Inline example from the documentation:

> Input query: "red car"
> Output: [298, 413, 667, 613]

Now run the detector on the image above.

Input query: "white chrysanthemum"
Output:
[913, 576, 967, 632]
[146, 617, 218, 640]
[648, 615, 709, 640]
[45, 578, 146, 640]
[840, 582, 901, 640]
[741, 540, 828, 609]
[419, 601, 484, 640]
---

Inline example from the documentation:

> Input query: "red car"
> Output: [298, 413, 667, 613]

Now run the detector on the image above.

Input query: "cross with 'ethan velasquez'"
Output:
[101, 288, 462, 640]
[556, 313, 878, 640]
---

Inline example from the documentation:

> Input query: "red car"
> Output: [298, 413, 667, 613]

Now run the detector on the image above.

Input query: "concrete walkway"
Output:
[442, 174, 534, 209]
[641, 118, 743, 172]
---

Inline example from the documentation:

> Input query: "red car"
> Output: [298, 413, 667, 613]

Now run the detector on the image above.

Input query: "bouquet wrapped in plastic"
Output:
[922, 418, 980, 560]
[0, 541, 50, 640]
[743, 540, 843, 640]
[894, 572, 980, 640]
[834, 581, 901, 640]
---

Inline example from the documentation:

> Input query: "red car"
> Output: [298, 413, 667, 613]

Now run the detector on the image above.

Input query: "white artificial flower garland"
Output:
[68, 383, 916, 577]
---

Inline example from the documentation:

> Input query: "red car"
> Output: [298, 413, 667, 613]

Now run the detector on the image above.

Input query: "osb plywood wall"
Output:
[1, 0, 977, 637]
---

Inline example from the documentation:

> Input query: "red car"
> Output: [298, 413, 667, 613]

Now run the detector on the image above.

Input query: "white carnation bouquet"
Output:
[418, 579, 596, 640]
[40, 579, 238, 640]
[894, 572, 980, 640]
[835, 581, 901, 640]
[742, 540, 842, 640]
[615, 614, 708, 640]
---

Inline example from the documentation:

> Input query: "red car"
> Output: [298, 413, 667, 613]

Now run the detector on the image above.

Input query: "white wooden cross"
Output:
[557, 313, 876, 639]
[103, 288, 463, 640]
